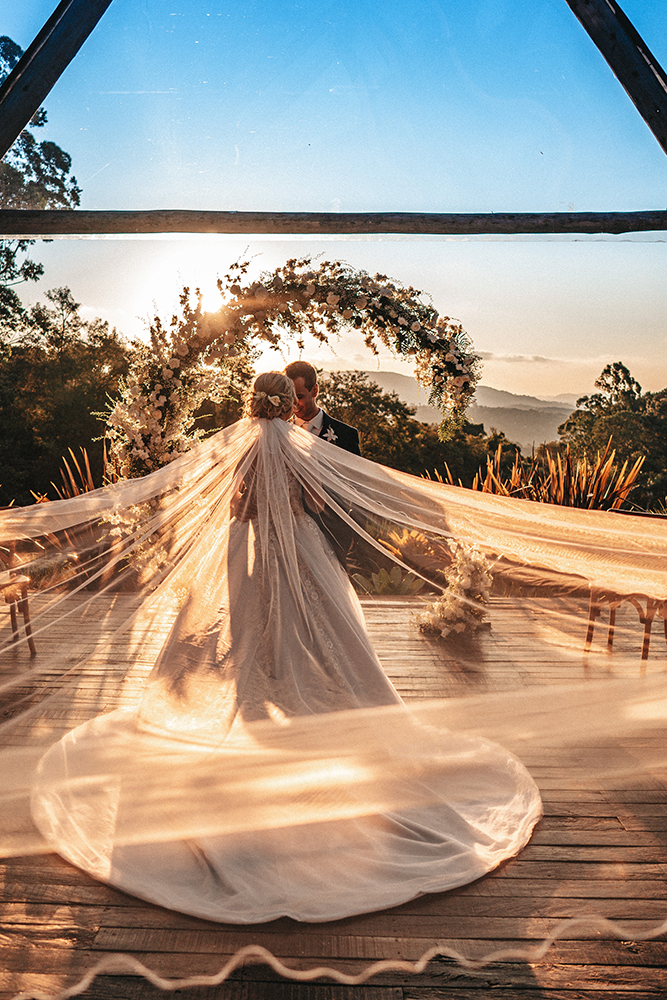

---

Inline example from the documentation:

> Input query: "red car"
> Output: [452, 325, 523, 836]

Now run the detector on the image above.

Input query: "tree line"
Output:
[3, 306, 666, 512]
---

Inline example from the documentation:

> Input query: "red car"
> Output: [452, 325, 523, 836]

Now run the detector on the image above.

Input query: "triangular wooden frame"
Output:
[0, 0, 665, 236]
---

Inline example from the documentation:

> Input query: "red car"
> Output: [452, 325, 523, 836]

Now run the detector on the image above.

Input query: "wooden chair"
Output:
[584, 587, 667, 663]
[585, 509, 667, 664]
[0, 539, 36, 657]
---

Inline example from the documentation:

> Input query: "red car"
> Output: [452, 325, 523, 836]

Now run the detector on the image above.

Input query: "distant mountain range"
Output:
[352, 370, 580, 452]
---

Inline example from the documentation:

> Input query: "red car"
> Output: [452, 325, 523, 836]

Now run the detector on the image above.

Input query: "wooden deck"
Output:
[1, 595, 666, 1000]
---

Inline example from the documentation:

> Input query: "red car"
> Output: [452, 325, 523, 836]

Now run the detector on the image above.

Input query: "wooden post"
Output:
[0, 208, 665, 237]
[563, 0, 667, 156]
[0, 0, 114, 160]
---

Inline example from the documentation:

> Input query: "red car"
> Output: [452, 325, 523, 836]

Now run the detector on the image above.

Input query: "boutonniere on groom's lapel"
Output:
[323, 427, 338, 443]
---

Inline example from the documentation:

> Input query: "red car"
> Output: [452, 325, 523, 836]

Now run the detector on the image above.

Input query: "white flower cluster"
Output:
[106, 286, 247, 480]
[104, 503, 170, 580]
[416, 541, 493, 638]
[413, 318, 480, 425]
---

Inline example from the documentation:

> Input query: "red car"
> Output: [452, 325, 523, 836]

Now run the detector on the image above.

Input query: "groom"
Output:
[285, 361, 360, 567]
[284, 361, 361, 455]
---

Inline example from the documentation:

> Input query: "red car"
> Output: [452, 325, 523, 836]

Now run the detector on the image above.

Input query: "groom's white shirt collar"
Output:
[294, 407, 324, 435]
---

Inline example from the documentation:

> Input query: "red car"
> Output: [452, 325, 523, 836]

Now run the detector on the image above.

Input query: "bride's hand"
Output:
[231, 485, 257, 521]
[230, 489, 242, 518]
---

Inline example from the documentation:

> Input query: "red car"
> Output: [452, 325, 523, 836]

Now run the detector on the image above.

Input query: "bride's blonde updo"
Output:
[245, 371, 296, 420]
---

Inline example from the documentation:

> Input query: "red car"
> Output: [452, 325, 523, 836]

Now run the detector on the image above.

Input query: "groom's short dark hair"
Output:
[285, 361, 318, 391]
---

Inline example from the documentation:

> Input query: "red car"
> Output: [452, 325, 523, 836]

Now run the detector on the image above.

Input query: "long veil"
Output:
[1, 417, 667, 989]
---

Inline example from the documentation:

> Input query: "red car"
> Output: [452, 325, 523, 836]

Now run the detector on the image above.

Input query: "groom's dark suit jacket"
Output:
[318, 411, 361, 456]
[311, 410, 360, 567]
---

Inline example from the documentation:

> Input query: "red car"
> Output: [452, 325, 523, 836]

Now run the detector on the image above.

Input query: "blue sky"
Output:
[2, 0, 666, 397]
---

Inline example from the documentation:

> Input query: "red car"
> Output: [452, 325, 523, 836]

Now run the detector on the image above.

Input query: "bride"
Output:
[26, 371, 542, 923]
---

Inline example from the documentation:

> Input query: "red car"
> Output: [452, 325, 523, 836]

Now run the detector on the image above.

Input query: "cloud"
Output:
[478, 351, 566, 365]
[477, 351, 624, 367]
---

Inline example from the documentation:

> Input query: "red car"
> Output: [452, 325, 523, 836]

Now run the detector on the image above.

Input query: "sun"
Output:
[131, 239, 245, 334]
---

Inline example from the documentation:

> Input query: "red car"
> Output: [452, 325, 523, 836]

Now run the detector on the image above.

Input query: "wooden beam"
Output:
[563, 0, 667, 156]
[0, 209, 665, 237]
[0, 0, 114, 160]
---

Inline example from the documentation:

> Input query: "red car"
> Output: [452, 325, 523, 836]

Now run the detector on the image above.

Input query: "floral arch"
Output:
[106, 257, 481, 479]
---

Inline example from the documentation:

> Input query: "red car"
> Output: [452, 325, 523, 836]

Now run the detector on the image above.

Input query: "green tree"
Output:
[0, 288, 132, 505]
[559, 362, 644, 453]
[0, 37, 81, 212]
[0, 37, 81, 296]
[558, 362, 667, 508]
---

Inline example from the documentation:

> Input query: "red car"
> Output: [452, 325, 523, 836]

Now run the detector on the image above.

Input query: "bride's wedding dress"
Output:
[29, 417, 542, 922]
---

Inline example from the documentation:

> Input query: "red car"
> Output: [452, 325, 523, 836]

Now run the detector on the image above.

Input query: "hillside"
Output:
[348, 370, 578, 452]
[465, 404, 572, 452]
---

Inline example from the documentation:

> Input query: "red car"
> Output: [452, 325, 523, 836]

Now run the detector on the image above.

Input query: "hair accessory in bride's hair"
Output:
[253, 390, 282, 407]
[246, 371, 296, 418]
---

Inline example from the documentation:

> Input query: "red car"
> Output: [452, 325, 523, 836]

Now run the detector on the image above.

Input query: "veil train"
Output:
[1, 414, 666, 979]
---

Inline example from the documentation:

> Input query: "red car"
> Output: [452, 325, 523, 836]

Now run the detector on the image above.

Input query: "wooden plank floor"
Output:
[0, 595, 666, 999]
